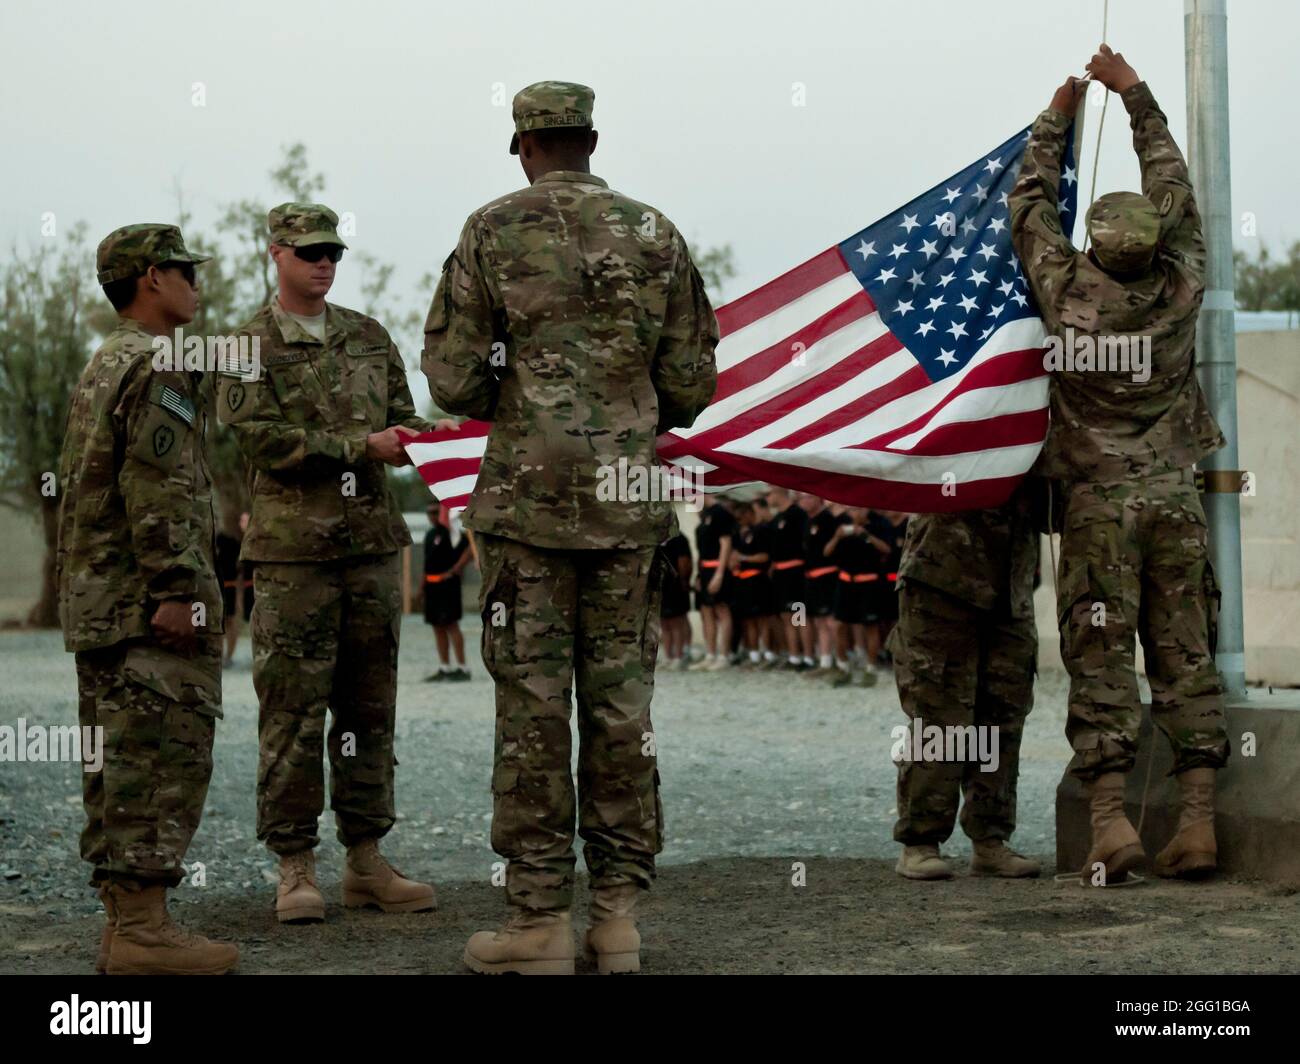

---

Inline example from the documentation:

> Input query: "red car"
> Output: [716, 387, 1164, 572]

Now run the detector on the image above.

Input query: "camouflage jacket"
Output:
[1009, 81, 1224, 482]
[218, 300, 433, 562]
[57, 319, 223, 651]
[897, 482, 1038, 618]
[421, 170, 719, 550]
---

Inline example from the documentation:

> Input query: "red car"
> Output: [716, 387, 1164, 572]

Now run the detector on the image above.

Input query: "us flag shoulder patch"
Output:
[157, 385, 196, 427]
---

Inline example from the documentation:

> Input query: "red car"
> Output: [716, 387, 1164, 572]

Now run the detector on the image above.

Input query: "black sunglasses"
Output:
[158, 261, 197, 286]
[292, 244, 344, 264]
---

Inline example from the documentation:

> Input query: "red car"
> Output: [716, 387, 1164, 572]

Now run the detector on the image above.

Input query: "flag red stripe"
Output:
[851, 346, 1047, 450]
[874, 408, 1048, 457]
[714, 247, 850, 337]
[767, 361, 930, 450]
[713, 289, 876, 403]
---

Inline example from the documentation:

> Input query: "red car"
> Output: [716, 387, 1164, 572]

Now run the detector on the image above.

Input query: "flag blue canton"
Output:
[837, 124, 1079, 381]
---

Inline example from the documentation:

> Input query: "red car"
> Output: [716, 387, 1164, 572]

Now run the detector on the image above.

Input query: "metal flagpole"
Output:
[1184, 0, 1247, 697]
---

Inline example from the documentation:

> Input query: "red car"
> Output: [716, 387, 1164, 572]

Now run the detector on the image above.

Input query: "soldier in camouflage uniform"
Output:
[1010, 46, 1229, 883]
[217, 203, 437, 923]
[890, 484, 1042, 881]
[57, 224, 238, 974]
[423, 82, 718, 974]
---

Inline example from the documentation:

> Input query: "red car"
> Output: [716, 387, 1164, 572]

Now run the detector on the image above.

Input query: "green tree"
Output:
[0, 224, 97, 626]
[1234, 242, 1300, 324]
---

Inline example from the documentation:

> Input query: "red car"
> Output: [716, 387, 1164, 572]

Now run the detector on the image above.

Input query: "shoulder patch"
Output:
[1159, 190, 1174, 216]
[154, 385, 196, 427]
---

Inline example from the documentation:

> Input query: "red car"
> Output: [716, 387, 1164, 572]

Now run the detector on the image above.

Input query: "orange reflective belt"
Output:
[773, 559, 804, 570]
[838, 571, 879, 583]
[735, 569, 763, 579]
[887, 571, 898, 582]
[699, 559, 721, 569]
[806, 566, 837, 579]
[425, 573, 452, 583]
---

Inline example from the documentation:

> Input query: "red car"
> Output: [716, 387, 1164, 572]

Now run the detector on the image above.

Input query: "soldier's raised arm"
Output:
[652, 234, 719, 433]
[1009, 75, 1085, 325]
[1087, 44, 1205, 271]
[422, 216, 501, 421]
[217, 357, 370, 472]
[116, 363, 209, 605]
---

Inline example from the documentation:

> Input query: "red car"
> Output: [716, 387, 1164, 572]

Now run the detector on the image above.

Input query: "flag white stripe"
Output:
[715, 270, 861, 372]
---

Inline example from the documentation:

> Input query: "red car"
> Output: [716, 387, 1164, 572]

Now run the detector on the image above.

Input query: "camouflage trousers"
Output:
[890, 580, 1036, 846]
[251, 553, 401, 855]
[1057, 471, 1228, 781]
[476, 533, 665, 913]
[75, 635, 222, 886]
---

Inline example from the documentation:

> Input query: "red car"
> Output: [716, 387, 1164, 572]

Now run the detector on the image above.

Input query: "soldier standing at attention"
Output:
[1011, 46, 1228, 883]
[890, 490, 1042, 881]
[218, 203, 437, 923]
[58, 224, 238, 974]
[423, 81, 718, 974]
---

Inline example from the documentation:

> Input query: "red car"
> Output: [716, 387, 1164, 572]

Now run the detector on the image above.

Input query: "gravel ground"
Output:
[4, 619, 1298, 975]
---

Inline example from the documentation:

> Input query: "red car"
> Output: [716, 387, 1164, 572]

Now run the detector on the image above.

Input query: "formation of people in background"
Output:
[674, 491, 907, 687]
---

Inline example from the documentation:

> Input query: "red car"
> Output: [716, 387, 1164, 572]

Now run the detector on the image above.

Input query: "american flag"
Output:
[407, 123, 1078, 513]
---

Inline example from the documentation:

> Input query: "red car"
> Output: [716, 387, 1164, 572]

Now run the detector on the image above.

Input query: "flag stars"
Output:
[945, 320, 968, 340]
[990, 302, 1005, 318]
[1011, 291, 1029, 307]
[935, 271, 955, 288]
[976, 242, 998, 261]
[894, 299, 914, 317]
[997, 191, 1009, 207]
[925, 295, 947, 313]
[997, 279, 1015, 296]
[957, 294, 978, 314]
[919, 239, 939, 259]
[973, 184, 989, 203]
[942, 187, 962, 204]
[945, 245, 967, 264]
[960, 217, 978, 237]
[1063, 164, 1077, 186]
[968, 268, 989, 287]
[906, 270, 925, 290]
[929, 214, 951, 232]
[899, 213, 920, 233]
[979, 325, 995, 340]
[988, 216, 1007, 235]
[889, 242, 909, 260]
[875, 266, 897, 284]
[936, 349, 958, 367]
[917, 319, 936, 337]
[854, 239, 876, 260]
[984, 156, 1004, 175]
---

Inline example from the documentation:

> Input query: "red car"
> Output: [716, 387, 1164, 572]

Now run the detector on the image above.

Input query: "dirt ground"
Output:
[3, 622, 1299, 975]
[4, 857, 1299, 975]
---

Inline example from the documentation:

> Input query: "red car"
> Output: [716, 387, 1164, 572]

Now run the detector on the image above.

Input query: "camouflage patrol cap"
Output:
[1086, 191, 1160, 275]
[96, 224, 210, 285]
[267, 202, 349, 248]
[509, 81, 595, 155]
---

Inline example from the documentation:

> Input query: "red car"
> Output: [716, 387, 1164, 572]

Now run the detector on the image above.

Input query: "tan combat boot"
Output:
[342, 839, 436, 913]
[895, 844, 954, 880]
[969, 839, 1041, 878]
[105, 881, 239, 975]
[583, 883, 642, 975]
[1082, 772, 1145, 884]
[1154, 767, 1217, 880]
[464, 909, 575, 975]
[94, 883, 117, 974]
[277, 850, 326, 923]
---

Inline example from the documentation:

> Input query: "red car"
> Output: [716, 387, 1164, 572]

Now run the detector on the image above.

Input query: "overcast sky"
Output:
[2, 0, 1293, 407]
